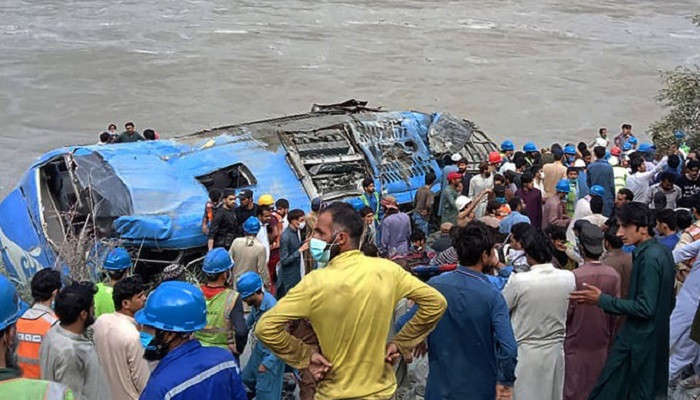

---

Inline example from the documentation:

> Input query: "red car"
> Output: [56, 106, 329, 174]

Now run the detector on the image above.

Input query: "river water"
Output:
[1, 0, 699, 194]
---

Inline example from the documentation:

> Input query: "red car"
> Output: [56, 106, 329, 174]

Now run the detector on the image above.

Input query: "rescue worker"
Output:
[195, 248, 248, 358]
[230, 216, 269, 291]
[16, 268, 61, 379]
[0, 275, 73, 399]
[136, 281, 247, 400]
[95, 246, 132, 318]
[236, 272, 285, 400]
[564, 145, 577, 166]
[235, 189, 258, 226]
[500, 139, 516, 165]
[523, 142, 538, 167]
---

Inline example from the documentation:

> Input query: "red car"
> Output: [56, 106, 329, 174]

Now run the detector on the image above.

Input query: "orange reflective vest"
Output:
[16, 306, 58, 379]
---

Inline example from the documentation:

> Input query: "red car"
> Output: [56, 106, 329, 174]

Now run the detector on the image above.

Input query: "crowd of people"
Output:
[1, 123, 700, 400]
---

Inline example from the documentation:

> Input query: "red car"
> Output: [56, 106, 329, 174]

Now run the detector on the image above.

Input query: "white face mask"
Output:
[298, 222, 306, 230]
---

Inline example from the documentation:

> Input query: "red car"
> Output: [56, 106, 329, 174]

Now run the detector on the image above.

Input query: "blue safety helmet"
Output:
[500, 140, 515, 152]
[590, 185, 605, 198]
[103, 247, 132, 271]
[555, 179, 571, 194]
[134, 281, 207, 333]
[622, 142, 632, 152]
[243, 216, 262, 235]
[675, 130, 686, 140]
[202, 248, 234, 274]
[236, 272, 264, 299]
[564, 145, 577, 156]
[348, 197, 365, 211]
[627, 136, 638, 145]
[523, 142, 537, 153]
[0, 275, 23, 331]
[638, 143, 654, 153]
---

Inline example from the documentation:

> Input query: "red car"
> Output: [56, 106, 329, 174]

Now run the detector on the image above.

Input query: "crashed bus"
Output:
[0, 100, 497, 287]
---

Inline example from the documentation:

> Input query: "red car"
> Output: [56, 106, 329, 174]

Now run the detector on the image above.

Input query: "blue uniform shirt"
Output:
[140, 340, 247, 400]
[425, 267, 518, 400]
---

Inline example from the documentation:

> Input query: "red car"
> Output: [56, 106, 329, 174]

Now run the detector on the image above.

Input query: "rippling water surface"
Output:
[1, 0, 699, 193]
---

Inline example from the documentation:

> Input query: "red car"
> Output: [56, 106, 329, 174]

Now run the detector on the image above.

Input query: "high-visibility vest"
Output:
[0, 378, 73, 399]
[613, 167, 628, 194]
[16, 308, 58, 379]
[94, 282, 115, 318]
[194, 288, 239, 350]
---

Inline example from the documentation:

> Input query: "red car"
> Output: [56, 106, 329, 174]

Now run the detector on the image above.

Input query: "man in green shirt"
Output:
[113, 122, 145, 143]
[439, 171, 462, 225]
[94, 247, 132, 318]
[571, 202, 675, 399]
[0, 274, 74, 399]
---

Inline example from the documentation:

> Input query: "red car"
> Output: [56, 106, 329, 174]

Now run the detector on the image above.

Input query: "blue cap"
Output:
[622, 142, 632, 151]
[638, 143, 654, 153]
[590, 185, 605, 197]
[555, 179, 570, 194]
[135, 281, 207, 333]
[628, 136, 638, 145]
[564, 145, 576, 155]
[202, 248, 234, 274]
[243, 216, 261, 235]
[500, 140, 515, 151]
[675, 130, 686, 140]
[103, 247, 132, 271]
[236, 272, 264, 299]
[523, 142, 537, 153]
[0, 275, 22, 331]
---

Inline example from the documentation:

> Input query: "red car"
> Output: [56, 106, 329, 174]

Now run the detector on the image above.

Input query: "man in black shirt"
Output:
[113, 122, 145, 143]
[235, 189, 258, 225]
[676, 159, 700, 208]
[208, 189, 240, 250]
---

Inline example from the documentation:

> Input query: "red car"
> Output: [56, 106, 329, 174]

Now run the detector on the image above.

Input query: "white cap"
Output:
[573, 159, 586, 168]
[456, 195, 472, 211]
[451, 153, 462, 162]
[595, 137, 608, 147]
[609, 156, 619, 166]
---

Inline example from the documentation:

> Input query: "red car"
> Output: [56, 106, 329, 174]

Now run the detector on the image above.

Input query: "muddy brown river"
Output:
[1, 0, 699, 194]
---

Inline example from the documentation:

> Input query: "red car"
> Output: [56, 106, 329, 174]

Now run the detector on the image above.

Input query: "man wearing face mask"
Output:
[16, 268, 62, 379]
[194, 248, 247, 358]
[255, 202, 447, 400]
[0, 275, 74, 399]
[40, 282, 110, 400]
[137, 281, 247, 400]
[277, 209, 310, 299]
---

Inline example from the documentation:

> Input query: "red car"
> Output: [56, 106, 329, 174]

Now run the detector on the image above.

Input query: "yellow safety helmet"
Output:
[258, 194, 275, 206]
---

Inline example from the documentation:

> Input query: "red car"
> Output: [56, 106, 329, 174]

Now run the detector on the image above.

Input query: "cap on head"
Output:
[610, 146, 622, 156]
[590, 185, 605, 198]
[638, 143, 654, 153]
[243, 216, 262, 235]
[628, 137, 638, 145]
[563, 145, 576, 156]
[236, 272, 263, 299]
[500, 140, 515, 151]
[447, 172, 462, 182]
[103, 247, 132, 271]
[573, 159, 586, 168]
[258, 194, 274, 206]
[455, 195, 472, 211]
[239, 189, 253, 199]
[488, 151, 502, 165]
[523, 142, 537, 153]
[579, 223, 604, 254]
[134, 281, 207, 332]
[451, 153, 462, 163]
[202, 248, 234, 274]
[555, 179, 570, 194]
